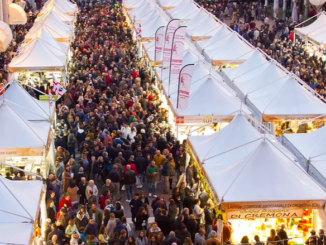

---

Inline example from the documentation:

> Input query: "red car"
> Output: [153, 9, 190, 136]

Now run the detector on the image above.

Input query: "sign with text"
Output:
[170, 26, 187, 81]
[0, 148, 43, 157]
[226, 209, 304, 220]
[221, 201, 324, 211]
[177, 64, 194, 110]
[162, 19, 180, 69]
[155, 26, 165, 62]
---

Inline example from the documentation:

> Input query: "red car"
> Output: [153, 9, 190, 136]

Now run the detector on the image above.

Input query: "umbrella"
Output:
[0, 21, 13, 52]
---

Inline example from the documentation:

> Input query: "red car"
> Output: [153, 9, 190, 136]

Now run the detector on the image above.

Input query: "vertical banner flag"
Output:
[155, 26, 165, 62]
[48, 90, 54, 107]
[53, 75, 67, 99]
[177, 64, 195, 109]
[170, 26, 187, 81]
[162, 19, 180, 69]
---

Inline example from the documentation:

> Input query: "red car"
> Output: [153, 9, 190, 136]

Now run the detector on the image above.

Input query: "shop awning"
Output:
[9, 3, 28, 25]
[0, 21, 13, 52]
[0, 177, 43, 244]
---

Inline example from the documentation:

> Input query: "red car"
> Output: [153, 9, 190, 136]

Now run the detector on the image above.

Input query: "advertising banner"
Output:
[162, 19, 180, 69]
[155, 26, 165, 62]
[170, 26, 187, 81]
[226, 209, 304, 220]
[177, 64, 194, 110]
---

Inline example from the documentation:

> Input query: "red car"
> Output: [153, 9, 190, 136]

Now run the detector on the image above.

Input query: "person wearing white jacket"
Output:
[193, 199, 205, 225]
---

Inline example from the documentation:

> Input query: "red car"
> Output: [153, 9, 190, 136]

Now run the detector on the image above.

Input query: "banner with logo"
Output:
[175, 115, 234, 125]
[162, 19, 180, 69]
[0, 148, 44, 156]
[177, 64, 194, 110]
[221, 200, 324, 211]
[155, 26, 165, 62]
[226, 209, 304, 220]
[170, 26, 187, 81]
[53, 75, 67, 99]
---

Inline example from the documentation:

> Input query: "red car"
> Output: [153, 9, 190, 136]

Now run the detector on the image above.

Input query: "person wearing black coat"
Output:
[176, 225, 191, 244]
[172, 216, 185, 232]
[47, 201, 56, 223]
[187, 216, 199, 242]
[78, 179, 88, 205]
[157, 210, 171, 236]
[165, 234, 182, 245]
[135, 207, 149, 231]
[157, 136, 167, 153]
[135, 154, 147, 177]
[183, 193, 195, 214]
[130, 194, 143, 224]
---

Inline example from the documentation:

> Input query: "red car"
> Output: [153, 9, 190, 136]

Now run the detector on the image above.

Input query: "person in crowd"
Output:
[136, 231, 148, 245]
[195, 229, 206, 245]
[124, 164, 137, 202]
[130, 193, 143, 224]
[84, 219, 98, 237]
[146, 160, 159, 197]
[88, 203, 102, 226]
[206, 231, 221, 245]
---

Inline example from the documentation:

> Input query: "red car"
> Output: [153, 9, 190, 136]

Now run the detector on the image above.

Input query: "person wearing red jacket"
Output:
[58, 193, 72, 212]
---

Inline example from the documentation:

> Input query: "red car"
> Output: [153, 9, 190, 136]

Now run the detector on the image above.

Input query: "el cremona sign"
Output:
[227, 209, 304, 219]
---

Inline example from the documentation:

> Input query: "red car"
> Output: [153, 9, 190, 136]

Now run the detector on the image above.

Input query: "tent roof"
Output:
[189, 113, 262, 164]
[128, 2, 155, 21]
[0, 177, 43, 223]
[197, 24, 232, 50]
[182, 50, 201, 66]
[285, 126, 326, 177]
[35, 11, 72, 33]
[23, 27, 69, 55]
[295, 13, 326, 45]
[38, 1, 74, 23]
[47, 0, 77, 13]
[163, 75, 251, 116]
[0, 223, 34, 245]
[167, 1, 199, 21]
[0, 82, 54, 121]
[9, 38, 67, 71]
[141, 15, 168, 38]
[203, 139, 326, 203]
[186, 14, 220, 37]
[184, 8, 207, 28]
[0, 100, 49, 148]
[159, 0, 179, 7]
[26, 19, 71, 40]
[124, 0, 146, 9]
[203, 32, 253, 61]
[135, 10, 160, 24]
[222, 49, 268, 80]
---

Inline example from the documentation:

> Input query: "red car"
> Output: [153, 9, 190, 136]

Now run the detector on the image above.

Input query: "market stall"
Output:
[0, 176, 44, 245]
[221, 52, 326, 132]
[161, 65, 251, 140]
[187, 119, 326, 244]
[0, 99, 53, 176]
[281, 125, 326, 188]
[199, 31, 254, 66]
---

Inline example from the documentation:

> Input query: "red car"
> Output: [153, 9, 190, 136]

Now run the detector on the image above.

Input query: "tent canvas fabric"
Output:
[0, 177, 43, 244]
[128, 2, 155, 22]
[295, 12, 326, 46]
[25, 21, 71, 42]
[167, 1, 199, 22]
[9, 38, 67, 72]
[189, 113, 262, 164]
[38, 3, 74, 23]
[134, 11, 160, 24]
[141, 15, 167, 39]
[284, 126, 326, 178]
[202, 32, 253, 64]
[163, 75, 251, 117]
[184, 8, 208, 28]
[158, 0, 178, 8]
[222, 49, 268, 81]
[186, 14, 220, 39]
[46, 0, 77, 14]
[124, 0, 146, 9]
[197, 24, 232, 51]
[203, 140, 326, 203]
[0, 100, 49, 148]
[35, 11, 72, 33]
[0, 82, 55, 121]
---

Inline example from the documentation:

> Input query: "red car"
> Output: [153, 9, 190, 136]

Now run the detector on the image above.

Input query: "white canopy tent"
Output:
[124, 0, 147, 10]
[222, 49, 268, 81]
[200, 32, 254, 65]
[158, 0, 179, 9]
[196, 24, 232, 51]
[201, 138, 326, 205]
[0, 177, 43, 245]
[9, 37, 67, 72]
[166, 0, 199, 23]
[37, 3, 74, 24]
[9, 3, 27, 25]
[140, 15, 167, 41]
[44, 0, 77, 15]
[134, 10, 161, 24]
[128, 1, 155, 22]
[295, 12, 326, 47]
[35, 11, 73, 33]
[0, 100, 50, 153]
[186, 12, 220, 41]
[283, 126, 326, 187]
[162, 73, 251, 121]
[188, 113, 263, 164]
[0, 81, 55, 121]
[183, 8, 207, 28]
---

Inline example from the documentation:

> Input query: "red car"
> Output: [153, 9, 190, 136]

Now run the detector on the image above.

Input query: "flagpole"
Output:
[177, 64, 193, 109]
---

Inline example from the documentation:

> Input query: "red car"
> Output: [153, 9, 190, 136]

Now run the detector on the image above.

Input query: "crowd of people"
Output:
[35, 0, 225, 245]
[194, 0, 326, 100]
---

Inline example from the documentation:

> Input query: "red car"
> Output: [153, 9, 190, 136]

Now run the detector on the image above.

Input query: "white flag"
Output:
[162, 19, 180, 69]
[53, 75, 67, 98]
[170, 26, 187, 81]
[155, 26, 165, 62]
[177, 64, 195, 110]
